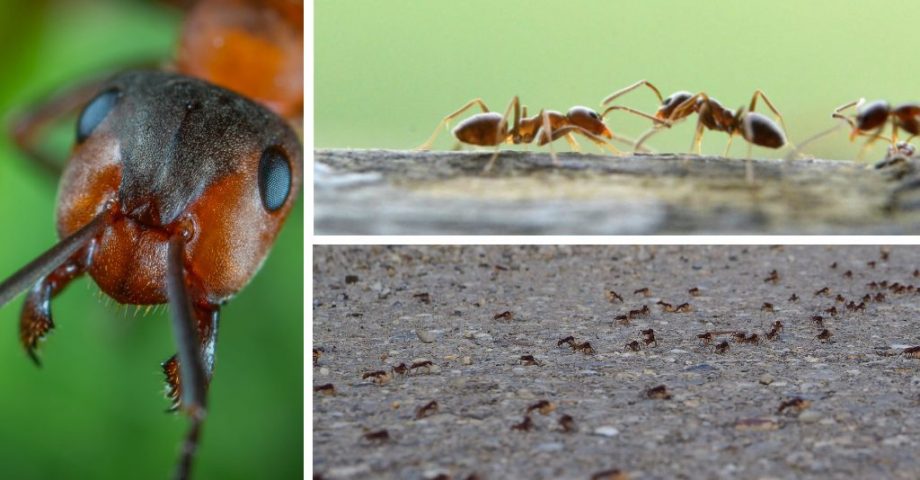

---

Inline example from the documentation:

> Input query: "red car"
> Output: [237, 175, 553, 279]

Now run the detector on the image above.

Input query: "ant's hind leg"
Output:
[416, 98, 491, 151]
[481, 96, 520, 172]
[749, 90, 789, 134]
[634, 125, 666, 153]
[691, 118, 706, 155]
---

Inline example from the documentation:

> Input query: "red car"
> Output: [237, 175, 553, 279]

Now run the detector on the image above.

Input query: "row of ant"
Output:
[417, 80, 920, 173]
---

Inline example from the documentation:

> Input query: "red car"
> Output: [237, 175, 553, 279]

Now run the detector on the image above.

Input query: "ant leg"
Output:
[19, 248, 93, 365]
[634, 125, 667, 153]
[691, 117, 706, 154]
[10, 80, 108, 177]
[538, 109, 560, 166]
[482, 96, 520, 172]
[723, 134, 735, 157]
[416, 98, 491, 150]
[784, 122, 846, 161]
[857, 128, 887, 160]
[547, 126, 619, 154]
[601, 80, 664, 105]
[600, 105, 671, 127]
[749, 90, 789, 134]
[564, 133, 582, 152]
[166, 234, 216, 480]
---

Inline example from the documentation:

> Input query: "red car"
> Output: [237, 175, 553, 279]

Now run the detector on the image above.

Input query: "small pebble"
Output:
[461, 356, 472, 365]
[593, 426, 620, 438]
[417, 330, 435, 343]
[319, 367, 329, 376]
[759, 374, 774, 385]
[798, 410, 822, 423]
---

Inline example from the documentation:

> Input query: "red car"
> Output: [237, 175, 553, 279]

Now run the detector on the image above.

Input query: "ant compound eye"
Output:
[77, 88, 120, 143]
[588, 110, 600, 120]
[258, 146, 292, 212]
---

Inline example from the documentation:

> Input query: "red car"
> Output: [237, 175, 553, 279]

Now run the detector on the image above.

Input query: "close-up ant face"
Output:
[0, 2, 303, 480]
[565, 106, 613, 139]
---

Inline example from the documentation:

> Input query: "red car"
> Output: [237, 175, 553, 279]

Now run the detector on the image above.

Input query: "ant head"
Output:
[658, 91, 694, 119]
[854, 100, 890, 137]
[741, 112, 786, 149]
[566, 106, 612, 138]
[59, 71, 303, 304]
[177, 0, 304, 118]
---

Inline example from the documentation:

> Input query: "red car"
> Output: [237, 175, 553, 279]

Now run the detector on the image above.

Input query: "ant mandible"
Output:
[3, 2, 303, 479]
[831, 98, 920, 158]
[415, 93, 667, 172]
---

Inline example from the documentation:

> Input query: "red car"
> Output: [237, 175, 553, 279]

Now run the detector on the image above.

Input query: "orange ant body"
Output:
[417, 92, 667, 171]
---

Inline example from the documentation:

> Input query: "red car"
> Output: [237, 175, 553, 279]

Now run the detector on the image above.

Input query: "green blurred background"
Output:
[316, 0, 920, 161]
[0, 1, 303, 479]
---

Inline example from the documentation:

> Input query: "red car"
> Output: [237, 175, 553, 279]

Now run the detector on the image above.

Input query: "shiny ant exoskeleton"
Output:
[416, 94, 666, 172]
[832, 98, 920, 157]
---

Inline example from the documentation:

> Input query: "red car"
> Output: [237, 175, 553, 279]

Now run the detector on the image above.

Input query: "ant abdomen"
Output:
[452, 112, 506, 146]
[742, 113, 786, 148]
[855, 100, 890, 131]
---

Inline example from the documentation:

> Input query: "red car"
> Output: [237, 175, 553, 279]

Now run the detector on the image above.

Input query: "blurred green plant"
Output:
[0, 1, 303, 479]
[316, 0, 920, 163]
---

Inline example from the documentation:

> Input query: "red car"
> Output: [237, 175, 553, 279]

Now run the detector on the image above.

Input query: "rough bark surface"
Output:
[315, 149, 920, 234]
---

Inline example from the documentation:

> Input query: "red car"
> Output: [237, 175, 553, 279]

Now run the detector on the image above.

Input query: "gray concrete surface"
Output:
[315, 149, 920, 234]
[313, 245, 920, 479]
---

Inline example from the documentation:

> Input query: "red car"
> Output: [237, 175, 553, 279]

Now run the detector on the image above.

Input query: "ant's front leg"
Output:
[10, 80, 109, 178]
[601, 80, 664, 106]
[20, 249, 92, 365]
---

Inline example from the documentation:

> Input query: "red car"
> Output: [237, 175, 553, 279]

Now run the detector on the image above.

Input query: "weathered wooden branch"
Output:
[315, 149, 920, 234]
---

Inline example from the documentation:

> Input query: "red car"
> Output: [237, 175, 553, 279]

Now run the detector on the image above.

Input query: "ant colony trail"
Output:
[314, 245, 920, 479]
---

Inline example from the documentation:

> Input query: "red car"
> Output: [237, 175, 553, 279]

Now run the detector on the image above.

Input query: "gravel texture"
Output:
[313, 245, 920, 479]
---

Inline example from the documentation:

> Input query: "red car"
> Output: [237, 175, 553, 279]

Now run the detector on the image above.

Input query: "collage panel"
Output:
[316, 1, 920, 235]
[314, 245, 920, 479]
[0, 2, 303, 479]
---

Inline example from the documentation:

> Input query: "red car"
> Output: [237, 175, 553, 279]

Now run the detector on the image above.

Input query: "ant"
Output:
[675, 303, 692, 313]
[814, 287, 831, 297]
[4, 73, 301, 478]
[657, 300, 676, 312]
[410, 360, 435, 374]
[788, 293, 799, 302]
[831, 98, 920, 158]
[764, 270, 780, 284]
[634, 287, 652, 297]
[557, 336, 576, 348]
[574, 341, 596, 355]
[836, 294, 847, 303]
[688, 287, 701, 297]
[493, 310, 514, 321]
[902, 346, 920, 359]
[413, 292, 432, 304]
[526, 400, 557, 416]
[641, 328, 658, 347]
[590, 469, 629, 480]
[606, 289, 624, 303]
[816, 329, 833, 342]
[625, 340, 642, 352]
[824, 306, 839, 317]
[714, 341, 731, 354]
[313, 347, 323, 367]
[697, 332, 713, 346]
[511, 415, 535, 432]
[614, 314, 631, 326]
[741, 333, 761, 345]
[314, 384, 336, 396]
[606, 82, 789, 181]
[646, 385, 672, 400]
[811, 315, 825, 328]
[416, 94, 666, 172]
[520, 355, 543, 366]
[761, 302, 775, 313]
[558, 414, 577, 433]
[362, 429, 391, 444]
[415, 400, 440, 420]
[392, 363, 410, 376]
[363, 370, 392, 385]
[777, 397, 811, 415]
